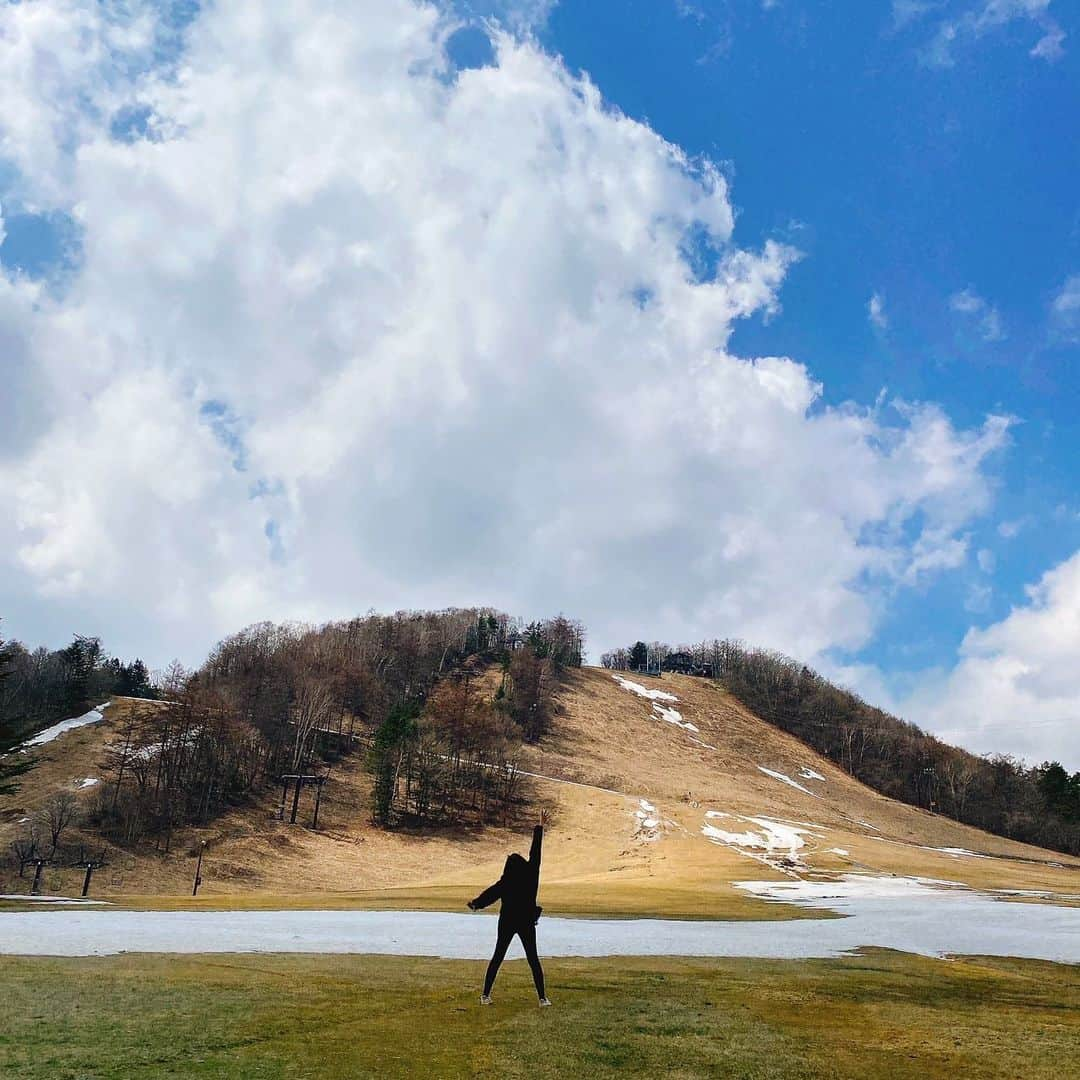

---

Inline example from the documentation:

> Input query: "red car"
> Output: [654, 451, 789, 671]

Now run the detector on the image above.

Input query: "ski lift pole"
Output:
[192, 841, 206, 896]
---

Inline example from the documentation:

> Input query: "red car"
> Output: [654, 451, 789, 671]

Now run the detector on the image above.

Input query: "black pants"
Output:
[483, 919, 546, 998]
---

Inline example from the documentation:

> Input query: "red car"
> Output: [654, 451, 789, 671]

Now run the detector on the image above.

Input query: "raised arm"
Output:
[468, 880, 503, 910]
[529, 810, 548, 871]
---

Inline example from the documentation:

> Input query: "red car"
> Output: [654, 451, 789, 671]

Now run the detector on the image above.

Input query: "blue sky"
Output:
[1, 0, 1078, 765]
[514, 0, 1080, 674]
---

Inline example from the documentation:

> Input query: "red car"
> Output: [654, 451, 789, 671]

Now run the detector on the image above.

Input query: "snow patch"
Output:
[798, 767, 826, 782]
[612, 675, 678, 703]
[633, 799, 663, 839]
[929, 847, 990, 860]
[701, 811, 824, 870]
[76, 777, 100, 789]
[735, 874, 970, 902]
[758, 766, 819, 798]
[612, 675, 703, 737]
[829, 848, 849, 856]
[20, 704, 109, 750]
[0, 895, 108, 906]
[652, 704, 699, 733]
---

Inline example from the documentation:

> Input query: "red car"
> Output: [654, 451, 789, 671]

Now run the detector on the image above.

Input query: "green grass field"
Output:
[1, 950, 1076, 1078]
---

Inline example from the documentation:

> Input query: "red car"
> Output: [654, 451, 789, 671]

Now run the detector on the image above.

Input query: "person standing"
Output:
[468, 810, 551, 1006]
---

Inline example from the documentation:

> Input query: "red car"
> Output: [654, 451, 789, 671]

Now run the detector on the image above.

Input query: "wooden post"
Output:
[289, 773, 303, 825]
[31, 860, 45, 896]
[192, 841, 205, 896]
[81, 864, 94, 897]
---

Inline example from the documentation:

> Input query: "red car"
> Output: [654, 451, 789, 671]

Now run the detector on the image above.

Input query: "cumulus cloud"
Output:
[904, 550, 1080, 768]
[0, 0, 170, 210]
[949, 288, 1006, 342]
[0, 0, 1013, 683]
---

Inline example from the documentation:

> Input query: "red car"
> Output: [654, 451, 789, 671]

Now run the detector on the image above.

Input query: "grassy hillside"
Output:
[2, 669, 1078, 914]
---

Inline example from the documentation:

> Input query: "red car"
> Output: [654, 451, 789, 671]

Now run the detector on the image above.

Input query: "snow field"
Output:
[1, 900, 1077, 962]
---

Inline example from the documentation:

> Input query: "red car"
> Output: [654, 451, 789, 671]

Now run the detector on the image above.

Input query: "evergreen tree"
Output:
[0, 623, 36, 794]
[369, 701, 420, 825]
[62, 635, 103, 713]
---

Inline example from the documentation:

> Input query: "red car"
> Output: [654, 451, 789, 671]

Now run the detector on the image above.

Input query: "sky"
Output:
[0, 0, 1077, 768]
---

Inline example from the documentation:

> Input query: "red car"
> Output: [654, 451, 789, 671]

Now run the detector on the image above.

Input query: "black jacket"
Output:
[470, 825, 542, 925]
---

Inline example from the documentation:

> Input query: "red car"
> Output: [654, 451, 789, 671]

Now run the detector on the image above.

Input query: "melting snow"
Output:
[0, 895, 108, 906]
[758, 767, 819, 798]
[829, 848, 850, 856]
[76, 778, 100, 789]
[2, 903, 1077, 962]
[612, 675, 703, 736]
[798, 767, 826, 782]
[612, 675, 678, 703]
[734, 874, 970, 902]
[652, 704, 699, 733]
[930, 847, 990, 860]
[702, 811, 824, 870]
[20, 704, 110, 750]
[633, 799, 662, 838]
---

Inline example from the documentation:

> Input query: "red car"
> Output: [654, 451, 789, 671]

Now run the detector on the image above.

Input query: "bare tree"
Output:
[44, 791, 80, 854]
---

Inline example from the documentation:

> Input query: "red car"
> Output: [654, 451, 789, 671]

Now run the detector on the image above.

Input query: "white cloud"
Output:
[976, 547, 996, 573]
[911, 0, 1066, 66]
[892, 1, 935, 31]
[949, 288, 1006, 342]
[904, 550, 1080, 768]
[1050, 274, 1080, 342]
[998, 517, 1030, 539]
[0, 0, 1012, 681]
[457, 1, 558, 32]
[868, 292, 889, 330]
[0, 0, 163, 210]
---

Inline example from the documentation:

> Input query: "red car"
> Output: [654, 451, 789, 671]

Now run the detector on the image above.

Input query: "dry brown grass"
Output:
[1, 672, 1077, 916]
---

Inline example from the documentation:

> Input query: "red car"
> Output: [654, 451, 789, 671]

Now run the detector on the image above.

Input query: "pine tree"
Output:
[0, 623, 36, 795]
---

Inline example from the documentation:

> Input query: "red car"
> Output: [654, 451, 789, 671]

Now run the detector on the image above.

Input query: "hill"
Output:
[2, 667, 1077, 916]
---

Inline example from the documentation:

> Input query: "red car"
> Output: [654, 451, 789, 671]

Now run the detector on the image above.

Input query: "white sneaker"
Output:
[480, 995, 493, 1006]
[539, 997, 553, 1007]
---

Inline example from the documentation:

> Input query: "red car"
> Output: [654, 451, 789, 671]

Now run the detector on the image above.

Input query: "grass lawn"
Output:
[1, 949, 1076, 1078]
